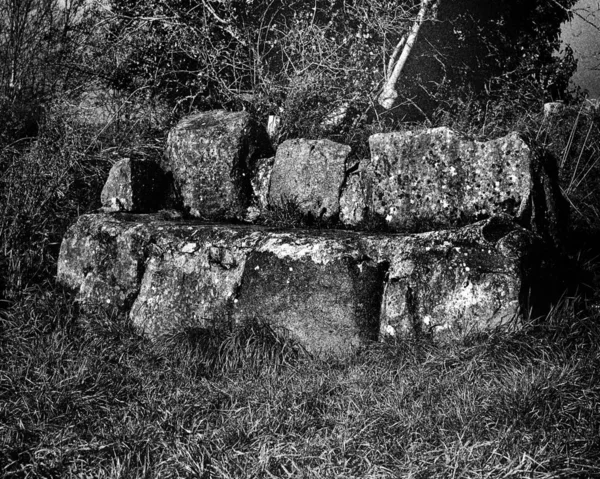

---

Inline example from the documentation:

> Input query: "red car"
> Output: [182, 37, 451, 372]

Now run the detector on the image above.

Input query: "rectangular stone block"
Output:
[130, 244, 246, 337]
[57, 213, 559, 354]
[101, 158, 167, 212]
[364, 215, 541, 341]
[368, 127, 532, 231]
[56, 214, 152, 311]
[268, 139, 351, 220]
[165, 110, 273, 220]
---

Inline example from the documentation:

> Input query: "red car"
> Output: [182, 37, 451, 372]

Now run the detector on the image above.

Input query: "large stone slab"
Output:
[130, 229, 253, 337]
[268, 139, 352, 220]
[341, 128, 568, 247]
[57, 213, 558, 353]
[164, 110, 273, 220]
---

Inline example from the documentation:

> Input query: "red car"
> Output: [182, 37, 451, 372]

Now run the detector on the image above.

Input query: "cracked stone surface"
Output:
[340, 128, 568, 248]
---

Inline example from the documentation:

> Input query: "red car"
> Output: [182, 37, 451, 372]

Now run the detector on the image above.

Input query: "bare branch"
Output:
[549, 0, 600, 34]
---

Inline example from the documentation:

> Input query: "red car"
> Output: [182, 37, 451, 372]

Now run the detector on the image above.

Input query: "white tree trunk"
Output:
[267, 115, 281, 141]
[379, 0, 437, 109]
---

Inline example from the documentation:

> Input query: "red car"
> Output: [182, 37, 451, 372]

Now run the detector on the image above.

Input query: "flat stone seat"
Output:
[57, 213, 556, 356]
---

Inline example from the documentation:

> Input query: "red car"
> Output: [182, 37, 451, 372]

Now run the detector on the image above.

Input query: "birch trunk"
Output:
[378, 0, 437, 109]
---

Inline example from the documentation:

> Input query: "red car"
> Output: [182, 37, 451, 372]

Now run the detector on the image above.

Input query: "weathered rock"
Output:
[56, 214, 153, 310]
[57, 214, 388, 354]
[339, 167, 373, 228]
[543, 102, 565, 118]
[164, 110, 273, 220]
[130, 228, 252, 337]
[342, 128, 568, 247]
[251, 156, 275, 212]
[231, 240, 386, 356]
[365, 215, 544, 340]
[370, 127, 531, 230]
[268, 139, 352, 220]
[56, 213, 559, 352]
[101, 158, 167, 212]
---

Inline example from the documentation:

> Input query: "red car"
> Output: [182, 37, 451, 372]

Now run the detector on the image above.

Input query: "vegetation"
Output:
[2, 0, 600, 477]
[2, 289, 600, 477]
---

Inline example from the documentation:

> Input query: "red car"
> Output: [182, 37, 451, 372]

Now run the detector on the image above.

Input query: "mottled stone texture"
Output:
[268, 139, 352, 220]
[165, 110, 273, 219]
[341, 128, 568, 246]
[56, 213, 557, 353]
[369, 128, 531, 231]
[368, 215, 541, 340]
[232, 245, 386, 356]
[130, 239, 248, 337]
[251, 156, 275, 211]
[339, 167, 373, 227]
[57, 214, 153, 311]
[101, 158, 167, 212]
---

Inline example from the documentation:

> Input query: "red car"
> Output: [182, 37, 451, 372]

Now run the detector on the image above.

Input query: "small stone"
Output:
[101, 158, 167, 213]
[180, 242, 198, 253]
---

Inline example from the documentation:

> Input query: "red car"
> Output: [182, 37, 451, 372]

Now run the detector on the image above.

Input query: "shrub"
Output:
[0, 90, 173, 300]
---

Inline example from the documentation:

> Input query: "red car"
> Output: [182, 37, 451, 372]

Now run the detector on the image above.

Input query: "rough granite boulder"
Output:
[364, 215, 549, 340]
[57, 214, 388, 355]
[268, 139, 352, 220]
[164, 110, 273, 220]
[340, 128, 568, 247]
[101, 158, 167, 212]
[57, 213, 558, 353]
[129, 229, 250, 337]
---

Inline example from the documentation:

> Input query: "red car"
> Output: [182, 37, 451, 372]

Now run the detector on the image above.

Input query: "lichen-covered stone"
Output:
[356, 128, 567, 245]
[339, 168, 372, 227]
[231, 239, 386, 356]
[130, 234, 250, 337]
[164, 110, 273, 220]
[56, 213, 560, 353]
[56, 214, 153, 310]
[364, 215, 543, 340]
[268, 139, 352, 220]
[368, 128, 531, 230]
[101, 158, 167, 212]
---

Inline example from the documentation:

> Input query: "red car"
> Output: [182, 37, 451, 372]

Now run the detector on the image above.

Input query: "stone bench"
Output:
[57, 213, 555, 356]
[58, 109, 570, 356]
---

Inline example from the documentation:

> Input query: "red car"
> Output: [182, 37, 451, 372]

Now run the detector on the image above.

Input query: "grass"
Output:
[1, 285, 600, 478]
